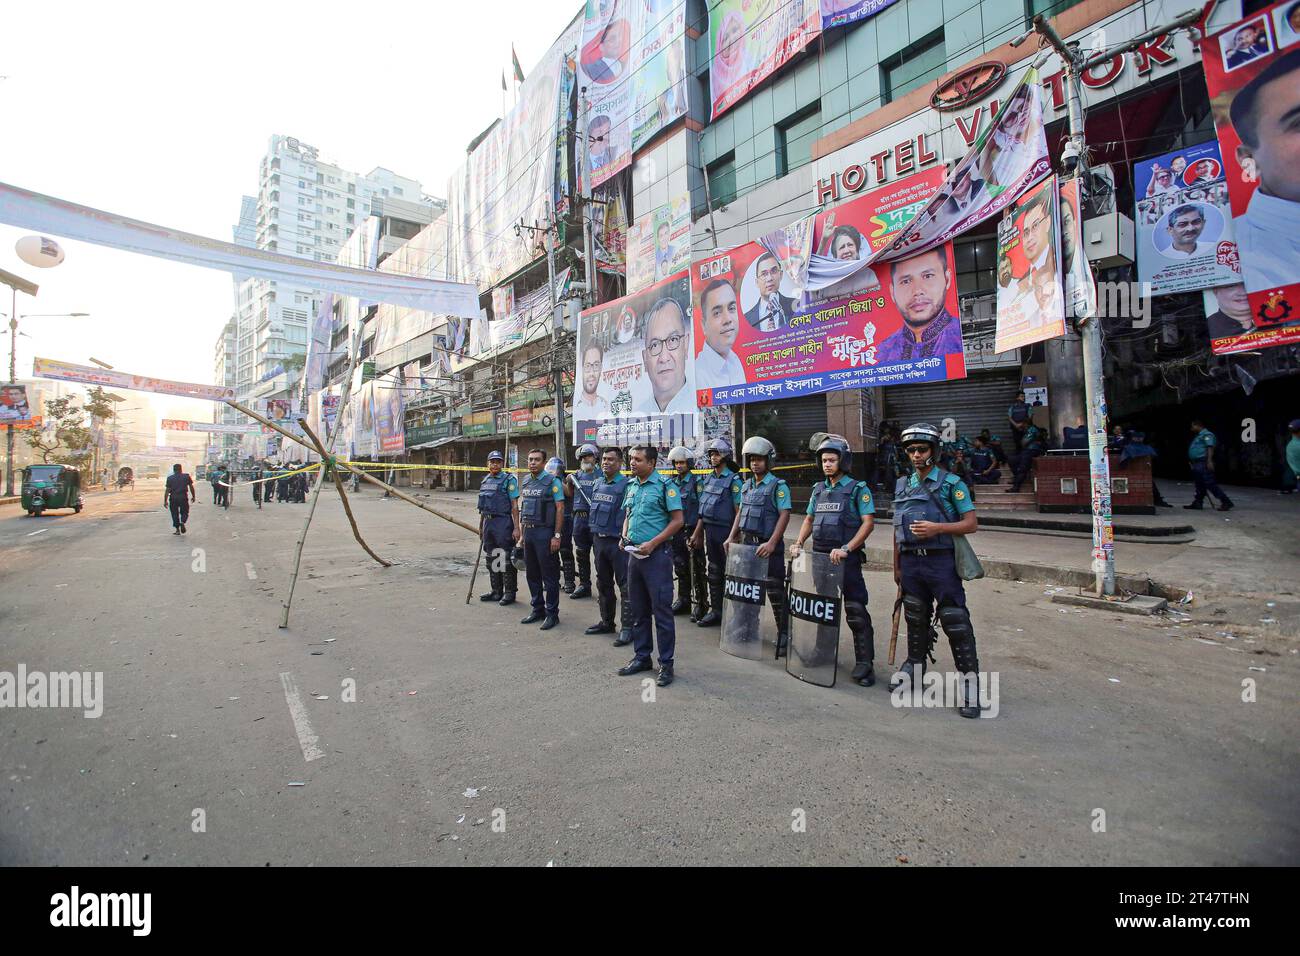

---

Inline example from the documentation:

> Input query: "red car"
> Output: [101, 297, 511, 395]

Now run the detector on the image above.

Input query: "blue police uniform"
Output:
[670, 470, 708, 619]
[476, 468, 520, 602]
[1187, 428, 1233, 509]
[556, 470, 577, 592]
[695, 467, 743, 626]
[737, 471, 792, 642]
[807, 473, 877, 674]
[519, 472, 565, 617]
[623, 470, 683, 668]
[893, 465, 980, 690]
[968, 446, 1001, 486]
[587, 469, 632, 640]
[570, 467, 600, 594]
[1008, 400, 1031, 451]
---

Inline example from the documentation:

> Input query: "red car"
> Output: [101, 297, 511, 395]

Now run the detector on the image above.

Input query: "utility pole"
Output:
[544, 202, 567, 461]
[1028, 6, 1202, 596]
[578, 89, 597, 310]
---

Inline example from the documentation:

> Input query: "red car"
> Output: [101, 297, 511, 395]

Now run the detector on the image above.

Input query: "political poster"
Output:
[626, 194, 691, 293]
[708, 0, 822, 121]
[819, 0, 901, 31]
[994, 175, 1066, 354]
[304, 292, 336, 393]
[0, 384, 31, 423]
[579, 0, 689, 189]
[161, 419, 260, 435]
[32, 357, 236, 402]
[1203, 283, 1300, 353]
[375, 380, 406, 456]
[693, 170, 965, 407]
[1133, 142, 1239, 296]
[573, 269, 697, 446]
[1058, 177, 1096, 319]
[1202, 1, 1300, 327]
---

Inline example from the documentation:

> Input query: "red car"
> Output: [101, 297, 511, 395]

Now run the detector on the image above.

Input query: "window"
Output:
[347, 198, 355, 209]
[954, 234, 997, 296]
[882, 29, 947, 104]
[706, 152, 737, 210]
[393, 186, 404, 196]
[776, 104, 821, 177]
[1025, 0, 1086, 24]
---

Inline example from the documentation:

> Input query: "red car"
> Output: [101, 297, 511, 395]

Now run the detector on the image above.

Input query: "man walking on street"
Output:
[1185, 419, 1233, 511]
[617, 444, 684, 686]
[163, 463, 196, 535]
[1280, 419, 1300, 495]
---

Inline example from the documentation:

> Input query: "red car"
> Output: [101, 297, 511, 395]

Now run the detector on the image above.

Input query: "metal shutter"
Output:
[882, 369, 1022, 439]
[743, 394, 829, 456]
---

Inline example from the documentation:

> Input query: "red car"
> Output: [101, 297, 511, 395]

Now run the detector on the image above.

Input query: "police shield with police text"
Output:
[567, 443, 600, 598]
[667, 446, 707, 621]
[726, 435, 793, 657]
[790, 435, 877, 687]
[891, 423, 983, 718]
[719, 542, 775, 659]
[476, 450, 521, 606]
[785, 550, 844, 686]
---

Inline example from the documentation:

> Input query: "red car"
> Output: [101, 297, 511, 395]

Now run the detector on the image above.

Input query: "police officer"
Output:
[725, 436, 793, 655]
[546, 456, 578, 593]
[890, 422, 982, 718]
[518, 448, 565, 630]
[1185, 418, 1233, 511]
[790, 436, 877, 686]
[1007, 390, 1031, 452]
[667, 446, 707, 621]
[691, 438, 742, 627]
[585, 447, 633, 645]
[617, 444, 684, 686]
[567, 443, 600, 599]
[476, 449, 521, 606]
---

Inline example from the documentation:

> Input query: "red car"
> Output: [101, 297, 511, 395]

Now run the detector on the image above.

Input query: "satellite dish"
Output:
[15, 235, 65, 268]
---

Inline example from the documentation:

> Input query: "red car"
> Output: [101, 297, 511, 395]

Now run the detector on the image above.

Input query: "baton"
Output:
[465, 515, 486, 605]
[887, 585, 903, 666]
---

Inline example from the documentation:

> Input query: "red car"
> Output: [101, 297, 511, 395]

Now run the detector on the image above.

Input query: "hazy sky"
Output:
[1, 0, 582, 441]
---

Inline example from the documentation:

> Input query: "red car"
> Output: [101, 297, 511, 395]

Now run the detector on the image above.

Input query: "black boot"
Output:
[670, 569, 689, 615]
[696, 570, 724, 627]
[499, 564, 518, 606]
[769, 579, 790, 660]
[572, 547, 592, 598]
[560, 548, 575, 594]
[479, 570, 504, 603]
[890, 593, 934, 691]
[846, 601, 875, 687]
[585, 592, 616, 634]
[690, 550, 708, 623]
[938, 602, 982, 718]
[612, 584, 633, 646]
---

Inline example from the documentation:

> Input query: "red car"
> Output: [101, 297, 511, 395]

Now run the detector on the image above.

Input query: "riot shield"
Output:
[720, 542, 776, 660]
[784, 549, 843, 687]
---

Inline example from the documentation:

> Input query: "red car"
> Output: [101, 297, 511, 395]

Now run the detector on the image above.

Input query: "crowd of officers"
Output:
[206, 462, 311, 509]
[476, 422, 984, 717]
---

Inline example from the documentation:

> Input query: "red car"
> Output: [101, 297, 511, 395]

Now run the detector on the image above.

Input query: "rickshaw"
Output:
[21, 464, 83, 516]
[117, 466, 135, 490]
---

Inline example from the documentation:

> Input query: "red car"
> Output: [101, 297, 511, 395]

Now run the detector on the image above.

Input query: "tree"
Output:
[24, 396, 93, 471]
[84, 387, 116, 477]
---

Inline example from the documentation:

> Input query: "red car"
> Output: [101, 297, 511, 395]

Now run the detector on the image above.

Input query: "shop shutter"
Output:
[882, 369, 1022, 441]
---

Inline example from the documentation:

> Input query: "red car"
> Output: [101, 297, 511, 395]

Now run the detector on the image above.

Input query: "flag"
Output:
[501, 70, 507, 92]
[511, 45, 524, 83]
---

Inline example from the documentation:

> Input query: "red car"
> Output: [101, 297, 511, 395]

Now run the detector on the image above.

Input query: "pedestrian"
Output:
[725, 436, 793, 656]
[616, 444, 685, 686]
[476, 449, 521, 606]
[1109, 424, 1129, 454]
[584, 446, 633, 644]
[790, 436, 877, 686]
[1119, 431, 1171, 507]
[221, 466, 234, 508]
[546, 456, 577, 594]
[252, 463, 263, 509]
[567, 443, 600, 599]
[278, 469, 290, 503]
[209, 466, 222, 505]
[1185, 418, 1233, 511]
[890, 422, 982, 718]
[163, 462, 196, 535]
[518, 448, 565, 630]
[1007, 423, 1045, 493]
[667, 445, 707, 621]
[691, 438, 742, 627]
[1283, 419, 1300, 495]
[100, 467, 109, 490]
[1007, 390, 1032, 452]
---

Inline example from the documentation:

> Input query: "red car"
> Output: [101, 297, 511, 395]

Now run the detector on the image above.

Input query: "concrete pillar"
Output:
[1044, 332, 1085, 445]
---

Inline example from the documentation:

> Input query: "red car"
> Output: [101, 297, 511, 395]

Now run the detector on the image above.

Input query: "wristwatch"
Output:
[553, 532, 562, 540]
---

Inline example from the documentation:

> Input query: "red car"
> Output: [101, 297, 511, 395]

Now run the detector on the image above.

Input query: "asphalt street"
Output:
[1, 480, 1297, 865]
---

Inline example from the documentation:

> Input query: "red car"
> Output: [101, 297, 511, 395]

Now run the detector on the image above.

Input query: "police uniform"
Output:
[623, 470, 683, 672]
[569, 465, 599, 597]
[670, 469, 707, 620]
[586, 469, 632, 641]
[476, 467, 520, 604]
[893, 463, 980, 712]
[695, 466, 742, 627]
[556, 467, 577, 593]
[807, 474, 875, 677]
[1187, 428, 1233, 510]
[518, 472, 565, 622]
[737, 471, 792, 645]
[1008, 399, 1031, 452]
[968, 446, 1001, 487]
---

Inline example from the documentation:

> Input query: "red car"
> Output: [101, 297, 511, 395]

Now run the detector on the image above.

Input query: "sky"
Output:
[1, 0, 584, 445]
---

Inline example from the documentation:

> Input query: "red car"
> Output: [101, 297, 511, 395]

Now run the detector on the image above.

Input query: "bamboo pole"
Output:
[299, 418, 390, 568]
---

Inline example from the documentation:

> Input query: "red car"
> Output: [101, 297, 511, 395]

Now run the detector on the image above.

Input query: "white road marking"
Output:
[26, 529, 48, 536]
[245, 562, 257, 580]
[279, 671, 324, 762]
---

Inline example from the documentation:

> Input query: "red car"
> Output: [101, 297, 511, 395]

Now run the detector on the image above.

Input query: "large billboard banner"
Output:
[1134, 141, 1239, 296]
[1, 384, 31, 423]
[819, 0, 901, 31]
[573, 269, 697, 446]
[626, 194, 691, 293]
[1202, 1, 1300, 328]
[162, 419, 260, 435]
[1204, 283, 1300, 353]
[32, 358, 235, 402]
[375, 380, 406, 456]
[708, 0, 822, 121]
[693, 171, 965, 407]
[994, 175, 1066, 353]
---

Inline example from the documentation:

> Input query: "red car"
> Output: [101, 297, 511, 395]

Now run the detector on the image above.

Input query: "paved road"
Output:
[1, 484, 1296, 865]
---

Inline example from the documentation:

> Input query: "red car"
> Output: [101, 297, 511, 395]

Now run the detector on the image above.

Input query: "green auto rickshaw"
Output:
[21, 464, 83, 516]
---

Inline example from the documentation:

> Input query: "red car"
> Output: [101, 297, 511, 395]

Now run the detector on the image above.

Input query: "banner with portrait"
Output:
[626, 194, 692, 293]
[1203, 0, 1300, 327]
[0, 384, 31, 423]
[1204, 283, 1300, 353]
[693, 170, 965, 407]
[994, 175, 1066, 353]
[1058, 176, 1096, 318]
[708, 0, 822, 121]
[374, 379, 406, 456]
[573, 269, 697, 446]
[819, 0, 901, 31]
[1133, 142, 1239, 296]
[304, 292, 336, 393]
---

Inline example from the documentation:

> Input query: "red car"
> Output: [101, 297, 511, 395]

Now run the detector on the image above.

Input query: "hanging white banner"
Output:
[33, 357, 236, 402]
[0, 182, 481, 317]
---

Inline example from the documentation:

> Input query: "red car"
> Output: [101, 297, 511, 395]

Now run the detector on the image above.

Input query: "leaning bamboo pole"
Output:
[300, 419, 390, 568]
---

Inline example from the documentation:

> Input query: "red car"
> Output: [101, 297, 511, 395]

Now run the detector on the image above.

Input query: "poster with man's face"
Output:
[0, 384, 31, 423]
[995, 175, 1065, 353]
[1203, 0, 1300, 339]
[1134, 142, 1240, 296]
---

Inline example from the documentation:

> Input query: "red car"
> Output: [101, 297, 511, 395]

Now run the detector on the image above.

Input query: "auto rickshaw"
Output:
[21, 464, 83, 516]
[117, 466, 135, 490]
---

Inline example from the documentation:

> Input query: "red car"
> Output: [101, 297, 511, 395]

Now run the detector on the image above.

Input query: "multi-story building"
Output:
[211, 316, 239, 461]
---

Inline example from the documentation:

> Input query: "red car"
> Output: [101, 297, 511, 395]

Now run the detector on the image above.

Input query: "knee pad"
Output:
[844, 601, 871, 636]
[937, 601, 978, 672]
[902, 593, 930, 630]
